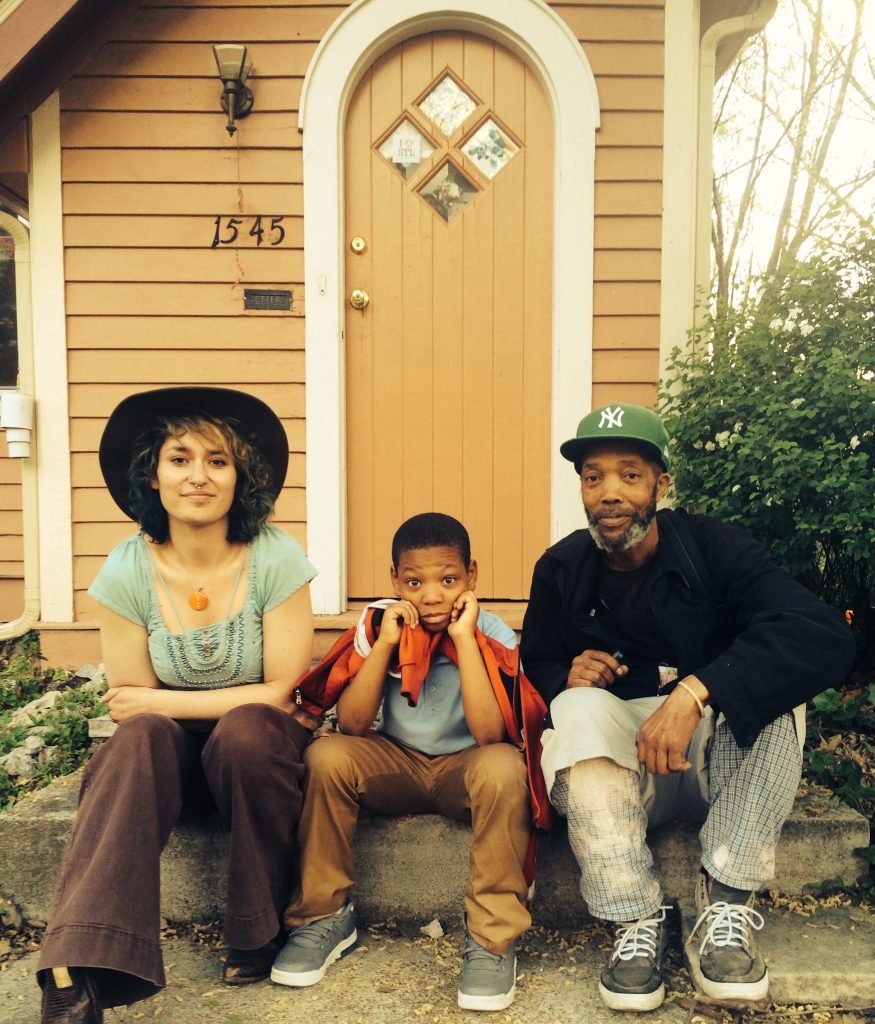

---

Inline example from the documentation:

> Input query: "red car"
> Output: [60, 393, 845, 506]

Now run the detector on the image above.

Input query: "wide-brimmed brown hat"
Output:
[98, 386, 289, 519]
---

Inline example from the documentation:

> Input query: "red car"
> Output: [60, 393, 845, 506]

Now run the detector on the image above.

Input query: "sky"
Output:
[713, 0, 875, 284]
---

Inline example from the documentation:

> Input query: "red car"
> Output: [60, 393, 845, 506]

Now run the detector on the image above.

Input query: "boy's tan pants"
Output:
[284, 731, 531, 954]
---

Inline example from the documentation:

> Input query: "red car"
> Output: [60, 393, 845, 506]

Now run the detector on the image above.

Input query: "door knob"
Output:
[349, 288, 370, 310]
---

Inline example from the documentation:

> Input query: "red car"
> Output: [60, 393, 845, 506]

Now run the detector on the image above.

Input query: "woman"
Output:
[37, 386, 318, 1023]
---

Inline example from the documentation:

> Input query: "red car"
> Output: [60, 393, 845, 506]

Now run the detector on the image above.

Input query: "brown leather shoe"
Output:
[222, 935, 284, 986]
[41, 967, 103, 1024]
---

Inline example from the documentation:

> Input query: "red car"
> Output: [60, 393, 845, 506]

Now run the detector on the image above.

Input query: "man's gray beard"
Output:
[587, 499, 657, 554]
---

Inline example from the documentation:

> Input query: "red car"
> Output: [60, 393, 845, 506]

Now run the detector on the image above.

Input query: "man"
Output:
[520, 402, 855, 1011]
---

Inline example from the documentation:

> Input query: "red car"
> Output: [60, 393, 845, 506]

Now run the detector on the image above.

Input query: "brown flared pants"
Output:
[37, 704, 309, 1008]
[284, 732, 531, 955]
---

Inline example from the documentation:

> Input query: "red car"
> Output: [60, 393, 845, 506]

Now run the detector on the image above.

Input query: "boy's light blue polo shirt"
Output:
[376, 609, 516, 756]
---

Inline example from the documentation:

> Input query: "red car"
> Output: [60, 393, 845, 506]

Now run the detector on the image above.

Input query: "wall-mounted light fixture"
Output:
[212, 44, 254, 136]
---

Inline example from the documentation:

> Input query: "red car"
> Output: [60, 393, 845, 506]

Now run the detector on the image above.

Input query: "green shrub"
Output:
[0, 632, 103, 810]
[660, 237, 874, 648]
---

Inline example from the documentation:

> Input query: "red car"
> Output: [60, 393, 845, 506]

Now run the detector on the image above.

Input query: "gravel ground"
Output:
[1, 914, 871, 1024]
[0, 915, 703, 1024]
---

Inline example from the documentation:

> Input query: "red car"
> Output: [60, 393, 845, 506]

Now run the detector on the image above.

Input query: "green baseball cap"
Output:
[560, 403, 672, 472]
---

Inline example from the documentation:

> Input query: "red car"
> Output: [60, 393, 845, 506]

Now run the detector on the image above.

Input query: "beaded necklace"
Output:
[149, 549, 246, 658]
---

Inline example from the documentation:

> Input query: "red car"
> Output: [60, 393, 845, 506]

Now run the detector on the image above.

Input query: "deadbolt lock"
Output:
[350, 236, 367, 254]
[349, 288, 370, 310]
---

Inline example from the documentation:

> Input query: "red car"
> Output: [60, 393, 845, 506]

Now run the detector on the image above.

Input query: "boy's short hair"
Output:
[391, 513, 471, 568]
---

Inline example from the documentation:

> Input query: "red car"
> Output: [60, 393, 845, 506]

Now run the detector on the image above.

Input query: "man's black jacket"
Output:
[519, 509, 855, 748]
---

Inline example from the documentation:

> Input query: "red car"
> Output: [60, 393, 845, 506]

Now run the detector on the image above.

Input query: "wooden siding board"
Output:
[594, 281, 662, 315]
[579, 43, 664, 76]
[118, 7, 345, 42]
[596, 112, 664, 148]
[593, 316, 661, 348]
[594, 216, 662, 249]
[68, 348, 304, 382]
[70, 417, 305, 453]
[63, 215, 304, 248]
[592, 382, 658, 407]
[68, 315, 305, 347]
[85, 41, 317, 76]
[65, 282, 305, 316]
[551, 6, 664, 41]
[69, 383, 305, 419]
[65, 247, 305, 282]
[593, 348, 660, 382]
[595, 147, 662, 181]
[595, 181, 662, 216]
[63, 182, 302, 215]
[61, 77, 302, 113]
[596, 76, 664, 111]
[62, 149, 303, 184]
[61, 111, 300, 149]
[594, 250, 661, 281]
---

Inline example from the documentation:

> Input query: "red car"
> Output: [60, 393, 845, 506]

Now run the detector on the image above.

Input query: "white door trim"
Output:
[301, 0, 599, 613]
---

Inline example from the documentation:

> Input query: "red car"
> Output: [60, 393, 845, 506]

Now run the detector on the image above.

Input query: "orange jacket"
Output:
[294, 604, 552, 839]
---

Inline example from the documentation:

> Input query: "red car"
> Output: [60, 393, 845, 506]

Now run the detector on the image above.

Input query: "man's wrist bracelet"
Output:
[675, 678, 706, 717]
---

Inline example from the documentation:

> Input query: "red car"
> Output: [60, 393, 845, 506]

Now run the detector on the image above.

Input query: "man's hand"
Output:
[567, 649, 628, 689]
[377, 601, 419, 647]
[637, 681, 706, 775]
[103, 685, 168, 723]
[448, 591, 479, 639]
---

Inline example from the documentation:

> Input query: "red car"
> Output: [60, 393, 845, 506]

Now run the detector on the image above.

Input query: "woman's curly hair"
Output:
[126, 414, 276, 543]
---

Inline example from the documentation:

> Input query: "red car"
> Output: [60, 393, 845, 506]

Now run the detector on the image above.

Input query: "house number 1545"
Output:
[211, 216, 286, 247]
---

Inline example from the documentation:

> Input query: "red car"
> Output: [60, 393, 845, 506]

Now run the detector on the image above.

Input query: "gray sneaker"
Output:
[688, 872, 768, 1001]
[598, 906, 671, 1011]
[457, 923, 516, 1011]
[270, 903, 357, 987]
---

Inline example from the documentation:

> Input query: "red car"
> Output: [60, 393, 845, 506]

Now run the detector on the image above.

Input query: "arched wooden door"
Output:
[344, 31, 553, 599]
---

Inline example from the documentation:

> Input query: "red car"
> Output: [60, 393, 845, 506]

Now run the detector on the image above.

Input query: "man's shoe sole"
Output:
[598, 980, 665, 1012]
[269, 930, 357, 988]
[457, 982, 516, 1011]
[689, 962, 769, 1002]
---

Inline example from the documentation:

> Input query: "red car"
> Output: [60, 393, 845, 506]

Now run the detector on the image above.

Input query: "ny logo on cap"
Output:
[599, 406, 624, 429]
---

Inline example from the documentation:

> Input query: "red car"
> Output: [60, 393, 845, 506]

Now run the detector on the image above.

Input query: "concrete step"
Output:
[0, 772, 867, 928]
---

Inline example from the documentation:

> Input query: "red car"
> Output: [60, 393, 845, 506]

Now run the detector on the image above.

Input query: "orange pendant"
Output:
[189, 589, 209, 611]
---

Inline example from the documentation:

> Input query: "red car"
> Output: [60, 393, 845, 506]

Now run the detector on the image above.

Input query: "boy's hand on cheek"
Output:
[378, 601, 419, 647]
[448, 591, 479, 638]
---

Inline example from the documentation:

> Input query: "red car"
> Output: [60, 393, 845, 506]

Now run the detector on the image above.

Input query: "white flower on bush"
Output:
[732, 484, 741, 493]
[799, 322, 814, 337]
[715, 430, 731, 448]
[769, 317, 783, 332]
[733, 421, 743, 433]
[692, 440, 704, 450]
[850, 435, 860, 450]
[704, 441, 716, 451]
[791, 397, 805, 407]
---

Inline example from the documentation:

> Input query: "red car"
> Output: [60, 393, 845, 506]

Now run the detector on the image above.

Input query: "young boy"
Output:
[272, 513, 543, 1011]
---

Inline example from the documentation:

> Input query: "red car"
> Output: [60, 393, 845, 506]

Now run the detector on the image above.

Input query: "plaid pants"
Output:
[549, 690, 801, 922]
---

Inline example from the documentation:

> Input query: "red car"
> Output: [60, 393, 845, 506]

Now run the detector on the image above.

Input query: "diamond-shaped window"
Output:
[418, 162, 477, 222]
[419, 75, 476, 136]
[461, 119, 519, 180]
[377, 119, 435, 179]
